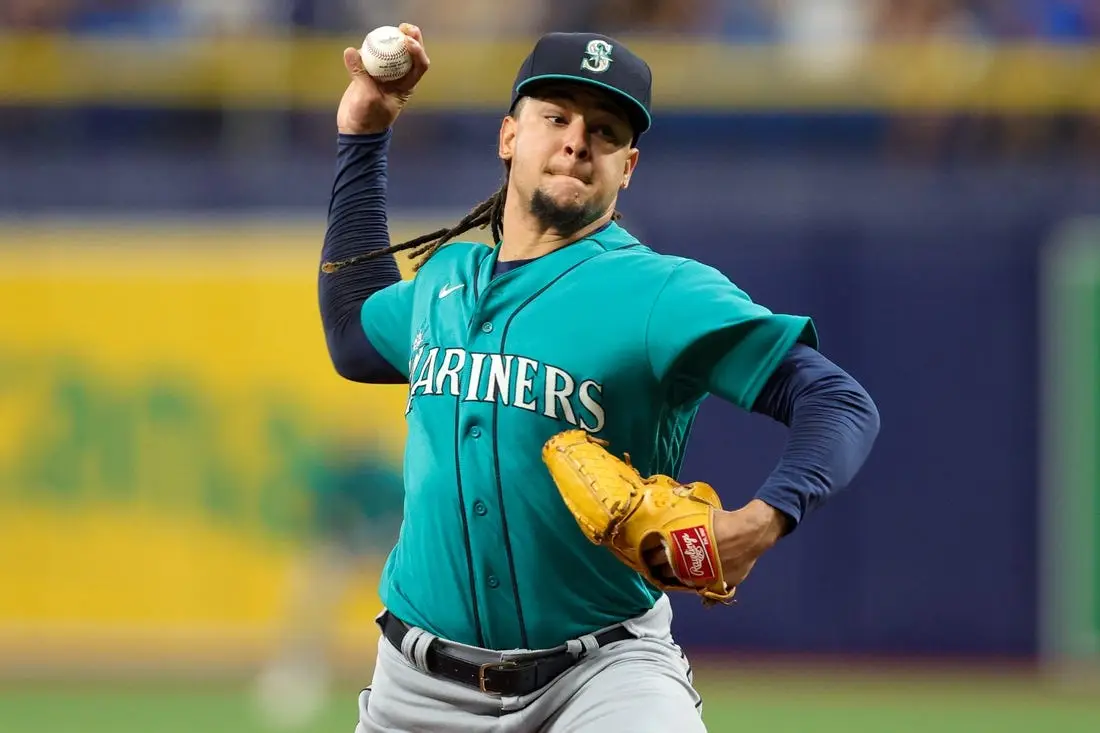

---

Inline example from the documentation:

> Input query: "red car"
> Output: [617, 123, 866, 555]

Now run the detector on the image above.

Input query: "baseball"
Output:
[359, 26, 413, 82]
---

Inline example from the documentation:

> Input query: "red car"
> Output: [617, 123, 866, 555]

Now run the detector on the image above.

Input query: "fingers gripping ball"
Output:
[542, 430, 736, 606]
[359, 26, 413, 82]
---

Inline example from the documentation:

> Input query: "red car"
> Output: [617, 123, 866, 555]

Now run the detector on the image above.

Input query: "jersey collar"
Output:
[476, 221, 641, 297]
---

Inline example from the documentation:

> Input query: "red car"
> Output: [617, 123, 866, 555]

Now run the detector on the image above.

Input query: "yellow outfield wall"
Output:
[0, 218, 446, 675]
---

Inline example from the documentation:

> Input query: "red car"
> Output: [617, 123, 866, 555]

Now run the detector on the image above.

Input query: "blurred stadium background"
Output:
[2, 0, 1100, 731]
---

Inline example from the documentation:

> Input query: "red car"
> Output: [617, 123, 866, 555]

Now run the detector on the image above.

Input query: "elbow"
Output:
[323, 319, 406, 385]
[858, 384, 882, 444]
[837, 379, 881, 459]
[842, 382, 881, 483]
[323, 321, 365, 383]
[814, 375, 882, 476]
[822, 371, 881, 442]
[326, 330, 377, 383]
[329, 349, 366, 382]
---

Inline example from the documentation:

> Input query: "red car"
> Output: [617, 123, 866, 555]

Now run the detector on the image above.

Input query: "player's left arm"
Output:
[706, 341, 880, 587]
[645, 259, 880, 588]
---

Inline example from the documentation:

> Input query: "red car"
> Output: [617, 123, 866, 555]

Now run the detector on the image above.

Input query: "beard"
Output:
[528, 187, 604, 239]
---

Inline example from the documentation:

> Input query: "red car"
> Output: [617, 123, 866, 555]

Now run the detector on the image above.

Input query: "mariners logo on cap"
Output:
[580, 40, 613, 74]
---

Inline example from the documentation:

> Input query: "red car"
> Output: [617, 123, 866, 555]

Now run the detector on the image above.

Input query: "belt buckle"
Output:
[478, 661, 519, 695]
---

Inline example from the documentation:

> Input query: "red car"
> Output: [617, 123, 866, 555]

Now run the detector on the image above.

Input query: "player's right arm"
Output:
[317, 24, 429, 384]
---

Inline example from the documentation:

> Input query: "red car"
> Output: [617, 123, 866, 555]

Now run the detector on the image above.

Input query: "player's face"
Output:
[499, 85, 640, 236]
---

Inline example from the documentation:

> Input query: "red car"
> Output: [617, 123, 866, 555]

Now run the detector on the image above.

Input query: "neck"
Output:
[497, 191, 614, 262]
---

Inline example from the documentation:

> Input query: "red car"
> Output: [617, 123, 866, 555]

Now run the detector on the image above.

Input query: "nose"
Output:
[562, 118, 590, 160]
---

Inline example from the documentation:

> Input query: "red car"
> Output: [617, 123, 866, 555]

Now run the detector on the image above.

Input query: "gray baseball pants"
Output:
[353, 595, 707, 732]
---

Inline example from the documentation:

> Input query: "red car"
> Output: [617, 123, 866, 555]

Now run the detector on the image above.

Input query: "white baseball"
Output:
[359, 26, 413, 82]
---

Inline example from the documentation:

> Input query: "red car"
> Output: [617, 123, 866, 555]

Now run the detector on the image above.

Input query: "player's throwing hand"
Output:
[337, 23, 430, 135]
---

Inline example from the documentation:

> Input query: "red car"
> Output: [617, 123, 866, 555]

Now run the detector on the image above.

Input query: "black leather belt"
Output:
[379, 611, 634, 696]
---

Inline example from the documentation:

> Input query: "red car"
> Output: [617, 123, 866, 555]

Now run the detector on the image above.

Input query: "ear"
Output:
[620, 148, 640, 190]
[499, 115, 517, 163]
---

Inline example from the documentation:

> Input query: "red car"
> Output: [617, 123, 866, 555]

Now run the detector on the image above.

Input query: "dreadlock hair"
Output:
[321, 160, 625, 275]
[320, 165, 511, 275]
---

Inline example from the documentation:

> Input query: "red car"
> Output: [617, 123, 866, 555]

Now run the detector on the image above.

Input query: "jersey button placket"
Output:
[487, 576, 500, 589]
[480, 321, 493, 334]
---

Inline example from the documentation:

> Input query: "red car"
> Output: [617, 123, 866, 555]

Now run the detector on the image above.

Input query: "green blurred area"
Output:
[2, 666, 1098, 733]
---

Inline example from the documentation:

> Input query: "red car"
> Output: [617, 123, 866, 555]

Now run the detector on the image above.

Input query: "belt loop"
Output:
[577, 633, 600, 657]
[413, 630, 435, 671]
[562, 633, 601, 662]
[399, 625, 417, 661]
[401, 627, 436, 672]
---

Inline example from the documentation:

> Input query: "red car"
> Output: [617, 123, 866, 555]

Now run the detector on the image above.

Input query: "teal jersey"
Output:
[361, 222, 816, 650]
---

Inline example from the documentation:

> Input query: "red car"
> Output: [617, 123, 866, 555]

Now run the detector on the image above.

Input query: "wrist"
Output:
[715, 500, 787, 554]
[745, 499, 789, 546]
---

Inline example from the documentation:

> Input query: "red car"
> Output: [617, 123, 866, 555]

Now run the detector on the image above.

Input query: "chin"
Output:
[541, 180, 588, 207]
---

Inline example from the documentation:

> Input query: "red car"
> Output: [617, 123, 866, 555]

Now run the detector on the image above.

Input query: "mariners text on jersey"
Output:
[406, 346, 606, 433]
[359, 221, 816, 650]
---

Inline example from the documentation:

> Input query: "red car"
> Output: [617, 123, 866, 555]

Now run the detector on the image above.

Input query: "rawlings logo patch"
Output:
[670, 526, 718, 582]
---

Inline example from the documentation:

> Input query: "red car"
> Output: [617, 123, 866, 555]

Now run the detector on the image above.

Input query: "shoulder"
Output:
[589, 224, 725, 278]
[411, 240, 493, 280]
[593, 245, 739, 295]
[592, 240, 683, 274]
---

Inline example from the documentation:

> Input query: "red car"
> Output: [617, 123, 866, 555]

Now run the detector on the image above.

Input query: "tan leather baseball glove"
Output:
[542, 429, 736, 606]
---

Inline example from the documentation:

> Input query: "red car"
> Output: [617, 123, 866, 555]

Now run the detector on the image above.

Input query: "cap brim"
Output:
[514, 74, 651, 137]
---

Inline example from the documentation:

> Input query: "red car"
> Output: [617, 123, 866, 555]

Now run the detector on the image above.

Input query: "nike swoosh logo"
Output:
[438, 284, 465, 299]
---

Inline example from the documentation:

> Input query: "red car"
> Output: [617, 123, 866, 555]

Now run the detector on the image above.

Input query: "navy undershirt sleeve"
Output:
[319, 131, 406, 384]
[733, 343, 880, 532]
[319, 132, 539, 385]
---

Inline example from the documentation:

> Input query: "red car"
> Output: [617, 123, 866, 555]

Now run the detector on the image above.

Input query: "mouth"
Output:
[547, 171, 591, 185]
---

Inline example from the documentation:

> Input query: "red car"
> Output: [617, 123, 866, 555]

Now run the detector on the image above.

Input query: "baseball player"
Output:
[318, 24, 880, 733]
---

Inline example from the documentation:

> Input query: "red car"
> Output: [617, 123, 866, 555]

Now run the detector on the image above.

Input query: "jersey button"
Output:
[469, 426, 482, 439]
[487, 576, 500, 588]
[480, 322, 493, 334]
[473, 501, 487, 516]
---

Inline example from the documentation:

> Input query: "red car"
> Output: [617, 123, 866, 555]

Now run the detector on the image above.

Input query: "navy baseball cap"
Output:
[509, 32, 653, 141]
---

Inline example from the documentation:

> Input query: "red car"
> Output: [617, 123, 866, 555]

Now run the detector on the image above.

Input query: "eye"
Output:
[546, 114, 567, 125]
[593, 123, 627, 145]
